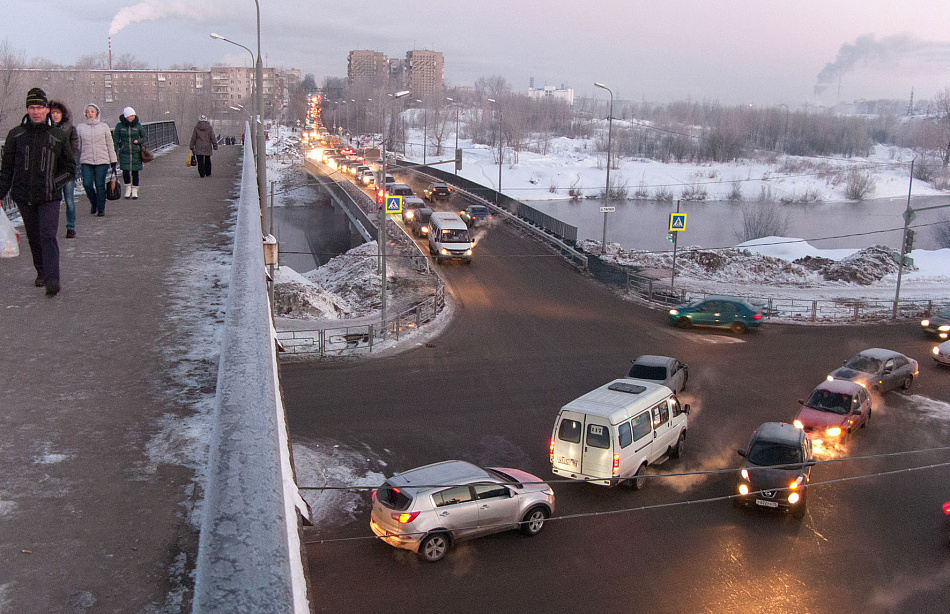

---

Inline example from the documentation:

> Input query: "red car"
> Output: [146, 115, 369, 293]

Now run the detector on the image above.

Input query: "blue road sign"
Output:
[385, 195, 402, 213]
[669, 212, 687, 231]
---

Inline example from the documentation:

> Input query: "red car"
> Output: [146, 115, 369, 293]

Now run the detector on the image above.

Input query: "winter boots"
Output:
[124, 184, 132, 199]
[131, 186, 139, 199]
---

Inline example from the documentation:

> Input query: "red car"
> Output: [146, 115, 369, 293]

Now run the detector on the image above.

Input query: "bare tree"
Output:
[74, 53, 109, 69]
[736, 203, 789, 242]
[0, 40, 24, 127]
[934, 88, 950, 167]
[113, 53, 148, 70]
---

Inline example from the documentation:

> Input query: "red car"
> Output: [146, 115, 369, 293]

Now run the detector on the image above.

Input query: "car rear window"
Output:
[586, 424, 610, 449]
[375, 483, 412, 511]
[628, 365, 667, 381]
[558, 418, 582, 443]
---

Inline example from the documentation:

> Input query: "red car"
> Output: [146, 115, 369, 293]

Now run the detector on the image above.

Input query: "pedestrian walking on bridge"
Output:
[189, 115, 218, 178]
[49, 101, 79, 237]
[113, 107, 147, 199]
[0, 87, 76, 296]
[76, 103, 118, 217]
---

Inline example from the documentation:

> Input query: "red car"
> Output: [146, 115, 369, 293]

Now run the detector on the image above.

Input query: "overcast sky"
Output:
[7, 0, 950, 106]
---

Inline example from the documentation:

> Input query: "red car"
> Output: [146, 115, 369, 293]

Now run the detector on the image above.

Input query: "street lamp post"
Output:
[447, 97, 459, 174]
[595, 82, 614, 254]
[253, 0, 267, 235]
[210, 33, 256, 150]
[488, 98, 502, 207]
[379, 90, 411, 331]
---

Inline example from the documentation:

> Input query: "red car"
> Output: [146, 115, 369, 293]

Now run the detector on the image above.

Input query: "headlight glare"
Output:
[738, 484, 749, 495]
[826, 427, 842, 437]
[788, 492, 800, 504]
[741, 469, 749, 480]
[793, 420, 804, 429]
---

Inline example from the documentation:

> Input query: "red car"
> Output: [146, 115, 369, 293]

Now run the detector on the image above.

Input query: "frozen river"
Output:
[529, 194, 950, 252]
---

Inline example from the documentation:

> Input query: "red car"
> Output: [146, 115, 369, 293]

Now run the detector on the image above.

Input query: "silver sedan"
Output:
[827, 348, 919, 393]
[626, 355, 688, 393]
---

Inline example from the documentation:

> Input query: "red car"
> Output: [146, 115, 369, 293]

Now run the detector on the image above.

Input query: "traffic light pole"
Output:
[892, 161, 914, 320]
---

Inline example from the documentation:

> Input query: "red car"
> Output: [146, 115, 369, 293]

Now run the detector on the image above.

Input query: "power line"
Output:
[297, 444, 950, 491]
[301, 457, 950, 547]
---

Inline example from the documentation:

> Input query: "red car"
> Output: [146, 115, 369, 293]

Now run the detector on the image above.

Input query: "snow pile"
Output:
[817, 246, 912, 285]
[273, 266, 356, 320]
[304, 241, 382, 316]
[584, 239, 912, 287]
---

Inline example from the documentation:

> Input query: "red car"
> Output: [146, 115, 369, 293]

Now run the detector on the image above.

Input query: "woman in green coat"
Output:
[113, 106, 148, 199]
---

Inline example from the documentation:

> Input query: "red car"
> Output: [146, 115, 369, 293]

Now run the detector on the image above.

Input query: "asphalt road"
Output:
[282, 171, 950, 614]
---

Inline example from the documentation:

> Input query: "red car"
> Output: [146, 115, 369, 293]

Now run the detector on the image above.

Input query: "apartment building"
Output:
[405, 50, 444, 99]
[345, 49, 444, 99]
[347, 50, 388, 91]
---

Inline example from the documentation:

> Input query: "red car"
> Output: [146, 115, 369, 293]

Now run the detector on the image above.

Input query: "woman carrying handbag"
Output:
[113, 107, 147, 199]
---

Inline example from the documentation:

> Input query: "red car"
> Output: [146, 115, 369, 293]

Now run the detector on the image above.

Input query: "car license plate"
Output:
[756, 499, 779, 508]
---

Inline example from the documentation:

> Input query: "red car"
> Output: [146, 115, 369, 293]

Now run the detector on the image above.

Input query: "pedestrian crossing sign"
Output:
[385, 195, 402, 214]
[669, 213, 687, 231]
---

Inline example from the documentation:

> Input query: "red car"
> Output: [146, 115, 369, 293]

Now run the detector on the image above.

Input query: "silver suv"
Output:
[370, 460, 555, 562]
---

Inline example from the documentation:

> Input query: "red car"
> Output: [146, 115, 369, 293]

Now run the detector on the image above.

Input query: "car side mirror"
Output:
[506, 486, 516, 497]
[683, 404, 691, 415]
[797, 399, 804, 405]
[883, 367, 892, 374]
[737, 449, 746, 457]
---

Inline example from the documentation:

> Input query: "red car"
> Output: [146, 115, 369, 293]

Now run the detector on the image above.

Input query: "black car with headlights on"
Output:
[921, 306, 950, 340]
[735, 422, 814, 519]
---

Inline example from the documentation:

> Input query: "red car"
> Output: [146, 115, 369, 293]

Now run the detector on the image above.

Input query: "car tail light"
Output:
[943, 501, 950, 515]
[549, 439, 555, 462]
[393, 512, 420, 524]
[612, 453, 620, 475]
[753, 312, 762, 320]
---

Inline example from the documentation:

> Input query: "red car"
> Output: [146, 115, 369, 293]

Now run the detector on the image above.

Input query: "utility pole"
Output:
[892, 161, 915, 320]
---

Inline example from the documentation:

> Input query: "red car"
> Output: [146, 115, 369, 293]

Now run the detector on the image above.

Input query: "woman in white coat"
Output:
[75, 103, 118, 217]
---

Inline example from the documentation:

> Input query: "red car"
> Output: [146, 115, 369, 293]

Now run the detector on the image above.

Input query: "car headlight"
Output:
[465, 249, 472, 256]
[793, 420, 804, 429]
[940, 325, 950, 332]
[543, 487, 554, 496]
[741, 469, 749, 480]
[789, 476, 804, 490]
[788, 492, 800, 504]
[421, 226, 429, 234]
[405, 210, 415, 219]
[826, 375, 834, 382]
[670, 309, 679, 315]
[738, 483, 749, 495]
[935, 346, 942, 356]
[826, 427, 842, 437]
[440, 248, 449, 255]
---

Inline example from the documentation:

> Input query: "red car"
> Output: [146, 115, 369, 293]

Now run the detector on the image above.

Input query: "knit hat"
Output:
[25, 87, 48, 107]
[198, 114, 208, 121]
[122, 106, 136, 118]
[85, 103, 100, 117]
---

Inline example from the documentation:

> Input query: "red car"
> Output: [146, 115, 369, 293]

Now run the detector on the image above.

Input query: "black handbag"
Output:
[105, 169, 121, 200]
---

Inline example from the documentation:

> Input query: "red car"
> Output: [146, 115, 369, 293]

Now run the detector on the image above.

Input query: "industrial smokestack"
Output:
[108, 36, 112, 70]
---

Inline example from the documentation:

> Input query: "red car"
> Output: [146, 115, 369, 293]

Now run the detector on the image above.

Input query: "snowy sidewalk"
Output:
[0, 144, 240, 612]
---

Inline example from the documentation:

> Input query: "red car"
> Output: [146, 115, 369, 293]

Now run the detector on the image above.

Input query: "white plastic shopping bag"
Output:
[1, 206, 20, 258]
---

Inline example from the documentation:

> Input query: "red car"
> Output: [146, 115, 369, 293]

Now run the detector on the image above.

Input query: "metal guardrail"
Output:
[142, 120, 179, 150]
[391, 159, 588, 271]
[277, 284, 446, 356]
[192, 134, 310, 614]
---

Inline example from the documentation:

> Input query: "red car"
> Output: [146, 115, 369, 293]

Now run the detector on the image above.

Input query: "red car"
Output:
[794, 379, 871, 445]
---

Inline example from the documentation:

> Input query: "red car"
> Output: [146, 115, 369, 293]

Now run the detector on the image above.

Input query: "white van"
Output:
[550, 379, 690, 488]
[427, 211, 473, 264]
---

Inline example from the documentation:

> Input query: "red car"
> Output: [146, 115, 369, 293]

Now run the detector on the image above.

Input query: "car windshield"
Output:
[747, 442, 803, 466]
[628, 365, 667, 381]
[844, 354, 882, 373]
[439, 228, 470, 243]
[805, 390, 851, 415]
[484, 468, 523, 488]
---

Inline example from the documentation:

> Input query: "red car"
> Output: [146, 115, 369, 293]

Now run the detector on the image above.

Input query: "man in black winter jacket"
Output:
[0, 87, 75, 296]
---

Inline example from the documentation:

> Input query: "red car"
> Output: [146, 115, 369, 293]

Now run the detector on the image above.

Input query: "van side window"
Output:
[558, 419, 582, 444]
[670, 397, 683, 417]
[586, 424, 610, 449]
[433, 486, 474, 507]
[618, 422, 632, 448]
[631, 411, 652, 442]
